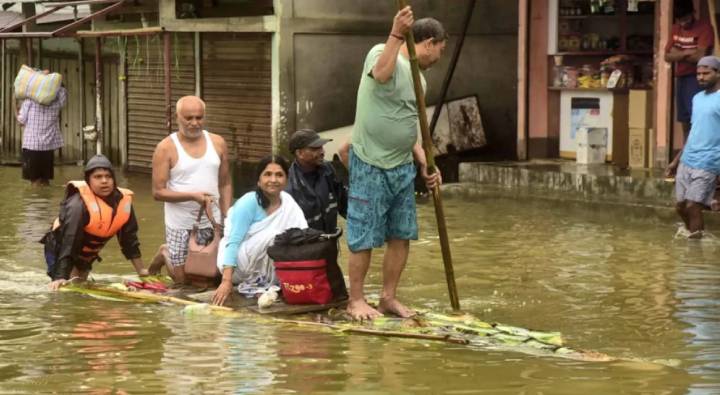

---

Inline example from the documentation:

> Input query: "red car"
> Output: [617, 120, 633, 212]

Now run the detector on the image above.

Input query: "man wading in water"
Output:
[674, 56, 720, 238]
[42, 155, 152, 290]
[344, 6, 444, 320]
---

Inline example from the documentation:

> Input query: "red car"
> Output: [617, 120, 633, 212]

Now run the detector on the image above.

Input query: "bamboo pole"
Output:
[73, 283, 237, 312]
[278, 319, 470, 345]
[396, 0, 460, 311]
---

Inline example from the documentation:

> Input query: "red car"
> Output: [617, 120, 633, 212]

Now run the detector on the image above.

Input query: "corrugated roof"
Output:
[37, 10, 90, 24]
[0, 11, 23, 27]
[0, 3, 90, 27]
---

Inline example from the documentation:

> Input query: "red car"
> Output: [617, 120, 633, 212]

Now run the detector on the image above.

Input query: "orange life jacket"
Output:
[65, 181, 134, 263]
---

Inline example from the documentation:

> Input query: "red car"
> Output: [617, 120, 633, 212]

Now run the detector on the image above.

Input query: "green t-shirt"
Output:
[352, 44, 426, 169]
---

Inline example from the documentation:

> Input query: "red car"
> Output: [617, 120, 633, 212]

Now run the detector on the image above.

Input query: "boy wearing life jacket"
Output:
[42, 154, 152, 290]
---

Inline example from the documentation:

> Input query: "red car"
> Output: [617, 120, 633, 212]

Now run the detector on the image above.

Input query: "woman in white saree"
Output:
[212, 155, 307, 306]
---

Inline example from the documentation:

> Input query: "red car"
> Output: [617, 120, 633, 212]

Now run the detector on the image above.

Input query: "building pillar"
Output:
[273, 0, 295, 157]
[527, 0, 559, 158]
[517, 0, 529, 160]
[654, 0, 672, 168]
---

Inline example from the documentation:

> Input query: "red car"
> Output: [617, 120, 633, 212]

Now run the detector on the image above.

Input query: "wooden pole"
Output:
[194, 31, 202, 97]
[78, 38, 86, 161]
[95, 37, 103, 155]
[119, 37, 128, 167]
[397, 0, 460, 311]
[164, 31, 172, 134]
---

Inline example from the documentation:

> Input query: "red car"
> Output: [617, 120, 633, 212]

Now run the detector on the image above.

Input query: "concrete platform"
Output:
[455, 160, 677, 208]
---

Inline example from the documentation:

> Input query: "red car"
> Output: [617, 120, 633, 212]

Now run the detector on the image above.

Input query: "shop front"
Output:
[522, 0, 716, 169]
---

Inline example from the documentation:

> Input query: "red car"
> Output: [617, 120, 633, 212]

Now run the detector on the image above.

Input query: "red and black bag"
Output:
[268, 227, 347, 305]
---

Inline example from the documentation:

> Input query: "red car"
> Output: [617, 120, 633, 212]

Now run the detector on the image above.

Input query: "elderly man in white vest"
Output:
[149, 96, 232, 284]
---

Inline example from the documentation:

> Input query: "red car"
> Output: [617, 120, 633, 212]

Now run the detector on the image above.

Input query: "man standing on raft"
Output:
[345, 6, 445, 320]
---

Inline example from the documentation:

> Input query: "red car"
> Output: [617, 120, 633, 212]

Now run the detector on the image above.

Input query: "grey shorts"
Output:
[675, 163, 718, 207]
[165, 226, 214, 266]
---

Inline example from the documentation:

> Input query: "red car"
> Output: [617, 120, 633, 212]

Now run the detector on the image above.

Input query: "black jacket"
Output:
[286, 161, 347, 234]
[47, 189, 141, 280]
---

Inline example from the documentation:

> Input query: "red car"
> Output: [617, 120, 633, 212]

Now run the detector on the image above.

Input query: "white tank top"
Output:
[164, 130, 221, 229]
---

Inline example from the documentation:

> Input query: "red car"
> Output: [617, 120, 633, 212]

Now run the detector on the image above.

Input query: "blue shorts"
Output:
[676, 74, 702, 124]
[346, 149, 418, 252]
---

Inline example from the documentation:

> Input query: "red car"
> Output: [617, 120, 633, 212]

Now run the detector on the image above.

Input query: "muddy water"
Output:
[0, 166, 718, 394]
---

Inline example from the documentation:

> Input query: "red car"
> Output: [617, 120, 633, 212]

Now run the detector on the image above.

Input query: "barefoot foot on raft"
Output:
[347, 299, 383, 321]
[378, 297, 416, 318]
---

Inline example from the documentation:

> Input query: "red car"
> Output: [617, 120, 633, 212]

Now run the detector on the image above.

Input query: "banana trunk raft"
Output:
[60, 278, 675, 366]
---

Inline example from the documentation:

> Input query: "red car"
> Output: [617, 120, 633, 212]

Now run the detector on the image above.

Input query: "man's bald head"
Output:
[176, 95, 206, 114]
[176, 96, 206, 140]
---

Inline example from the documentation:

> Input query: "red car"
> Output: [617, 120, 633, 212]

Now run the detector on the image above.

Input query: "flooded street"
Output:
[0, 166, 718, 394]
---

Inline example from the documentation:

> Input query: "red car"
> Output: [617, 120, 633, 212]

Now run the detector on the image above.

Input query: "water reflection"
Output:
[673, 243, 720, 395]
[0, 166, 718, 393]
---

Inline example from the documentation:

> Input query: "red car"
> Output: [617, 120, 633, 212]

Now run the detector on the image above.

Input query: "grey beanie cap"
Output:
[697, 56, 720, 70]
[84, 154, 114, 179]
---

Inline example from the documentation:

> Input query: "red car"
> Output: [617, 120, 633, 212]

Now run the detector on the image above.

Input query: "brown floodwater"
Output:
[0, 166, 718, 394]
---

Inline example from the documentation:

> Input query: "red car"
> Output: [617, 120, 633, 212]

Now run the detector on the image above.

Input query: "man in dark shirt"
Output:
[665, 0, 715, 176]
[286, 129, 347, 234]
[42, 155, 152, 290]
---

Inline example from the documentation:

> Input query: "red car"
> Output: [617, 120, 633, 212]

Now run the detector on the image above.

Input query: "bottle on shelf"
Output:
[553, 55, 564, 87]
[590, 0, 599, 15]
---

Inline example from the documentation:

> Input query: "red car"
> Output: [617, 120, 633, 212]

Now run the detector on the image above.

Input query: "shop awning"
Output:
[0, 0, 126, 38]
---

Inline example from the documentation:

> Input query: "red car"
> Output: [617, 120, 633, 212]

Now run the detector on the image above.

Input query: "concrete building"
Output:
[1, 0, 519, 177]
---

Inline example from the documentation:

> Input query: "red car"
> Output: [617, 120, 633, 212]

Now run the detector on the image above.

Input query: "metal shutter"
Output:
[1, 50, 21, 159]
[201, 33, 272, 162]
[127, 33, 195, 172]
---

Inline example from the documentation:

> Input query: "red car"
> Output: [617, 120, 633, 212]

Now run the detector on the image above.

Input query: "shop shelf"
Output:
[554, 50, 653, 56]
[558, 15, 618, 19]
[547, 86, 649, 92]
